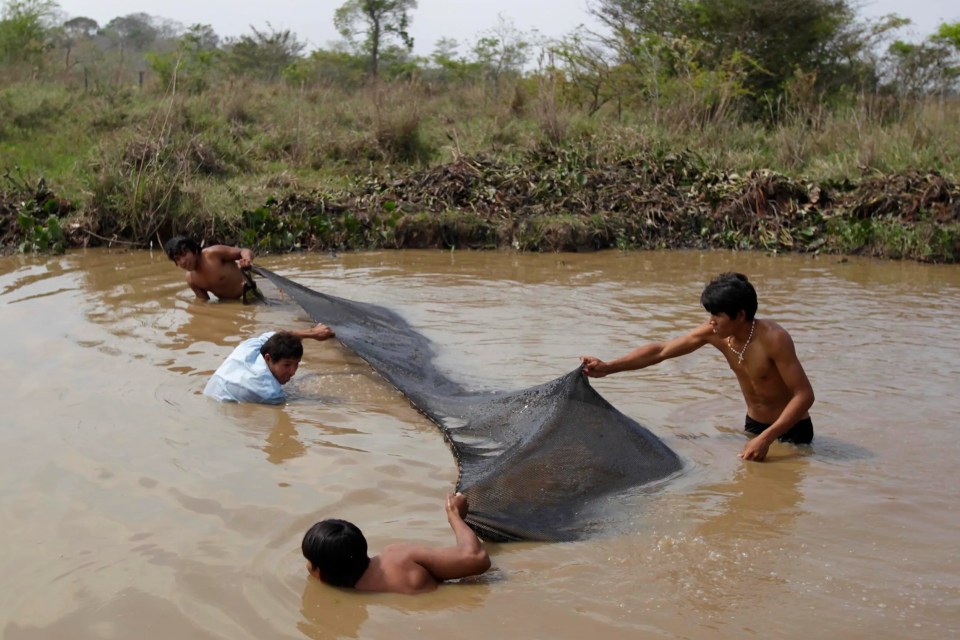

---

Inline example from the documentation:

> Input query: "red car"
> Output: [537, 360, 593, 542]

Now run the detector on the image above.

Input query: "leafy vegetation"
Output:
[1, 0, 958, 261]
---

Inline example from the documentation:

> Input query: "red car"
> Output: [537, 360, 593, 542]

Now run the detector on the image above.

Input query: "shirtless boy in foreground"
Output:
[302, 493, 491, 595]
[580, 272, 815, 462]
[164, 236, 255, 301]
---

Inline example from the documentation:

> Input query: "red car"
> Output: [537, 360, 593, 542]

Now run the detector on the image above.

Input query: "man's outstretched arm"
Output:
[581, 323, 713, 377]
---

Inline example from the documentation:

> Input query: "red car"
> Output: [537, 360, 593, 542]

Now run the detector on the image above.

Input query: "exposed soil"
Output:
[3, 151, 959, 261]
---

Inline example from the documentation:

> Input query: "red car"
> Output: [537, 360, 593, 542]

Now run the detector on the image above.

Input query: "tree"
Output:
[431, 36, 458, 64]
[428, 37, 477, 83]
[63, 15, 96, 38]
[0, 0, 58, 66]
[145, 23, 220, 94]
[686, 0, 859, 99]
[883, 22, 960, 98]
[334, 0, 417, 78]
[589, 0, 685, 40]
[933, 21, 960, 52]
[589, 0, 891, 116]
[99, 13, 178, 86]
[225, 24, 305, 82]
[471, 15, 532, 95]
[60, 15, 98, 68]
[102, 12, 160, 53]
[550, 33, 620, 116]
[283, 47, 368, 87]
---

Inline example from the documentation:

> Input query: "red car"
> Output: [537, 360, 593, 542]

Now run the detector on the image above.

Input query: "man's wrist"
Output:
[758, 428, 779, 445]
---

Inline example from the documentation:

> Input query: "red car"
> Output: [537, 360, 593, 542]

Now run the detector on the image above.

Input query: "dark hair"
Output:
[261, 331, 303, 361]
[164, 236, 200, 261]
[700, 272, 758, 320]
[302, 519, 371, 588]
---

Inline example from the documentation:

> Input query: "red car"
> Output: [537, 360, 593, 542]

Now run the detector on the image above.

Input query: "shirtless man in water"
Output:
[164, 236, 255, 301]
[580, 272, 815, 462]
[302, 492, 490, 595]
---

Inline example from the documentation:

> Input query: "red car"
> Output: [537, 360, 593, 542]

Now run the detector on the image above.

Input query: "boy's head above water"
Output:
[163, 236, 201, 270]
[260, 331, 305, 385]
[302, 519, 370, 588]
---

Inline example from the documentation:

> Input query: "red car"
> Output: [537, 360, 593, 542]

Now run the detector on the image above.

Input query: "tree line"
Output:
[0, 0, 958, 119]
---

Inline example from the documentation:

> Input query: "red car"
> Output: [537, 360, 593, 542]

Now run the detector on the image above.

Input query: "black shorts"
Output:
[744, 415, 813, 444]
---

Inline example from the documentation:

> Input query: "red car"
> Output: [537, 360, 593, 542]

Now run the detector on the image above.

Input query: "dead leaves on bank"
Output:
[3, 149, 959, 261]
[316, 152, 959, 257]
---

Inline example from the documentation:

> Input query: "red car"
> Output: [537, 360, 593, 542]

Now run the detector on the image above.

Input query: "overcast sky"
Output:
[53, 0, 956, 55]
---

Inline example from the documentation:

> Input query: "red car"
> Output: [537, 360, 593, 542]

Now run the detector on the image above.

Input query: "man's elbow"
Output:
[458, 548, 490, 576]
[801, 386, 815, 411]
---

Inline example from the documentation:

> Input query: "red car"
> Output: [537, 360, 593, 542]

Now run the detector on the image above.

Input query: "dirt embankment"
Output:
[4, 152, 959, 261]
[233, 152, 960, 260]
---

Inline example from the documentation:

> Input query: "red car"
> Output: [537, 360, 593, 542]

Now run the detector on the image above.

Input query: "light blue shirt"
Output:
[203, 332, 285, 404]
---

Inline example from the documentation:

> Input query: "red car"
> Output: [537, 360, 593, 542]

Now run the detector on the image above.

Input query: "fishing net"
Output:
[255, 266, 682, 541]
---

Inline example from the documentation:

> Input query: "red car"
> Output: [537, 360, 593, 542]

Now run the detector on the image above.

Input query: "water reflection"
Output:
[3, 248, 960, 639]
[650, 457, 809, 618]
[262, 409, 308, 464]
[693, 457, 808, 541]
[2, 589, 224, 640]
[298, 582, 369, 640]
[298, 574, 493, 640]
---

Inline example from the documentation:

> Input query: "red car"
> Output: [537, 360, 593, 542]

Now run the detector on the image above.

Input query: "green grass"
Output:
[3, 78, 958, 199]
[1, 76, 958, 261]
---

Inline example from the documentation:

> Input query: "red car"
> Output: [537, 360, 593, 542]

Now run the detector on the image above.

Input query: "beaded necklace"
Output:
[726, 319, 755, 365]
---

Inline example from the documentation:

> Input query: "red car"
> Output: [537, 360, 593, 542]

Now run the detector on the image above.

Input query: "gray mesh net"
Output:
[255, 266, 682, 541]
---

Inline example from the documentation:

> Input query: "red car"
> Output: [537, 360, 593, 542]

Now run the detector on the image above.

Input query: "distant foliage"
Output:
[224, 24, 305, 83]
[587, 0, 911, 119]
[334, 0, 417, 78]
[1, 0, 959, 263]
[146, 24, 220, 94]
[0, 0, 58, 67]
[884, 21, 960, 97]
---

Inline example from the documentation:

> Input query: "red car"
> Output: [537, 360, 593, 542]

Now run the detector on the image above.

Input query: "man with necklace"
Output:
[580, 272, 815, 462]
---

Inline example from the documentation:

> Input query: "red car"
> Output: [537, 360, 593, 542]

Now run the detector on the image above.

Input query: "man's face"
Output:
[173, 251, 198, 271]
[708, 312, 739, 338]
[265, 355, 300, 385]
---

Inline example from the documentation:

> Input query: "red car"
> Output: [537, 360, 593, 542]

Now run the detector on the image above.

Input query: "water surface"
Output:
[1, 249, 958, 639]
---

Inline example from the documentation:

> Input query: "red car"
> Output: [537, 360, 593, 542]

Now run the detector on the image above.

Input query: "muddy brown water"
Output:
[1, 249, 958, 639]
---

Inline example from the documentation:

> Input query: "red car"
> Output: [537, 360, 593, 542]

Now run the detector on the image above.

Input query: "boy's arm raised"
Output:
[206, 244, 254, 268]
[408, 493, 490, 582]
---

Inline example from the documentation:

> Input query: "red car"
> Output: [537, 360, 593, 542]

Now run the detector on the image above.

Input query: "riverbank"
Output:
[4, 149, 958, 262]
[3, 80, 958, 262]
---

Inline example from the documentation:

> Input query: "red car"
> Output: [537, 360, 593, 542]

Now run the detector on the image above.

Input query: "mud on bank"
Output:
[4, 150, 959, 262]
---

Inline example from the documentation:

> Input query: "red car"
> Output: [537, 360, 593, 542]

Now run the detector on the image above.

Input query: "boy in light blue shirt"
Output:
[204, 323, 335, 404]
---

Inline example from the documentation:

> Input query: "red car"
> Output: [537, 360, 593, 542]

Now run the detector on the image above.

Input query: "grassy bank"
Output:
[2, 79, 959, 261]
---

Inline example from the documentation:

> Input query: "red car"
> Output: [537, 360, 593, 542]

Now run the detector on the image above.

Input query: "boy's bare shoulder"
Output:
[378, 541, 428, 562]
[368, 544, 438, 594]
[201, 244, 241, 262]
